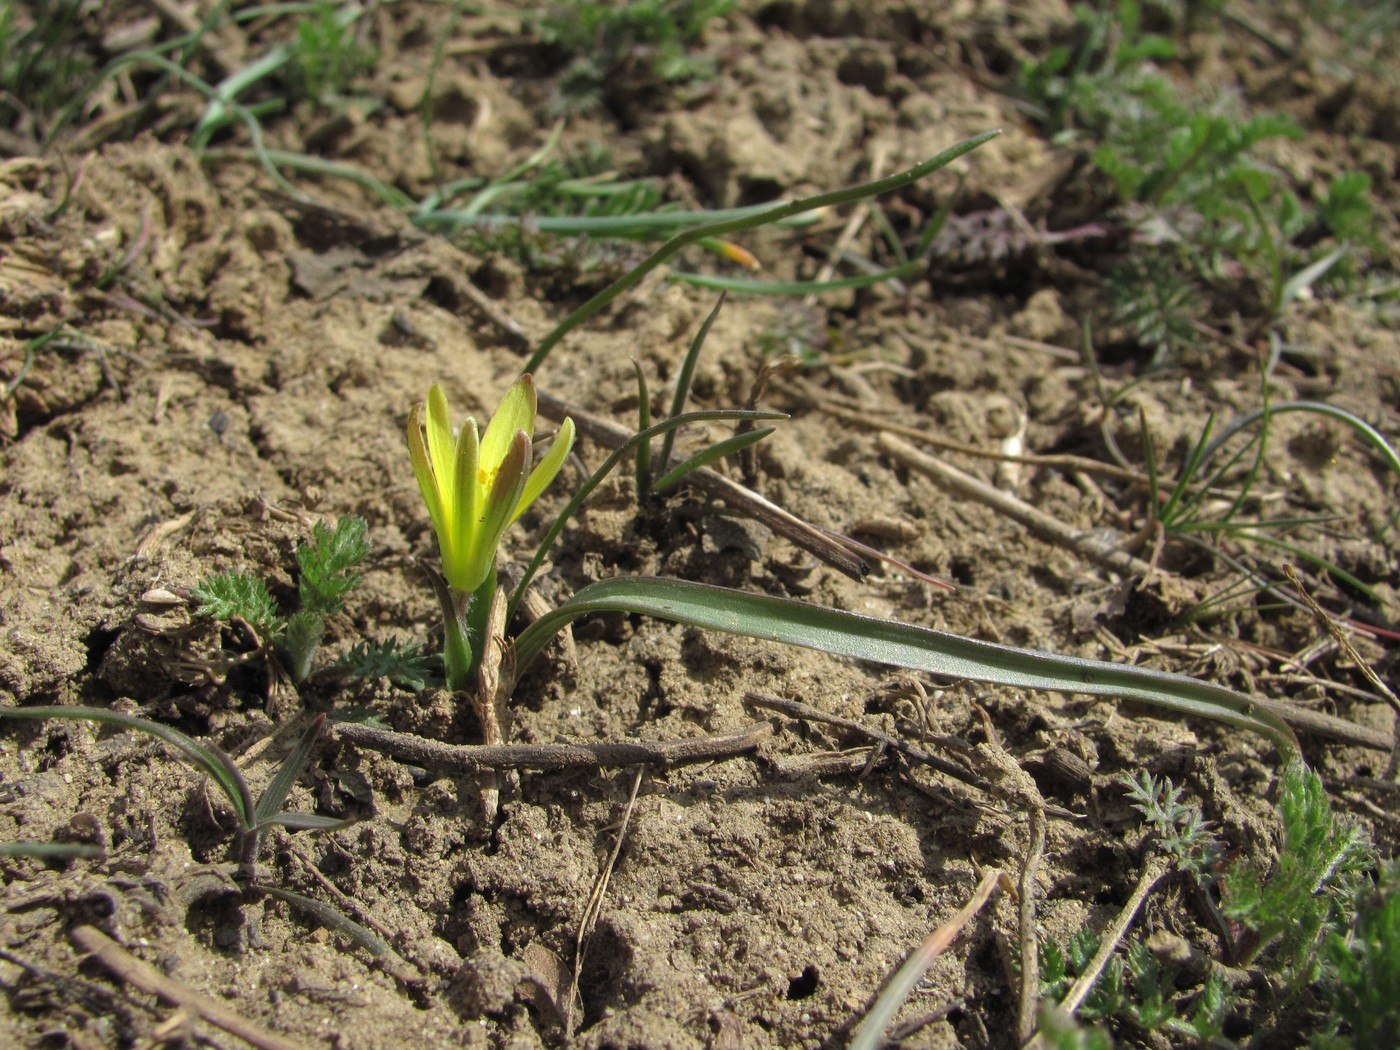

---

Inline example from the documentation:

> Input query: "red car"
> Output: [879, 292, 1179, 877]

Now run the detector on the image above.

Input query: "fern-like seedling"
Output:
[297, 516, 371, 615]
[193, 515, 371, 683]
[1318, 858, 1400, 1050]
[1120, 769, 1222, 877]
[1108, 252, 1204, 363]
[330, 639, 437, 692]
[1221, 760, 1373, 977]
[193, 571, 282, 635]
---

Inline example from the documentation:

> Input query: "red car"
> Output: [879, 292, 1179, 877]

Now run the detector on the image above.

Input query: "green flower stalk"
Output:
[408, 374, 575, 691]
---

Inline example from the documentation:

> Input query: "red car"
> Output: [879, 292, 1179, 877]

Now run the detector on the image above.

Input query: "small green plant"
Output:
[1020, 0, 1177, 137]
[190, 2, 370, 148]
[0, 708, 347, 879]
[0, 707, 397, 960]
[288, 0, 376, 103]
[1121, 770, 1222, 877]
[407, 377, 576, 694]
[1222, 762, 1374, 977]
[0, 0, 94, 142]
[194, 515, 371, 683]
[1024, 0, 1376, 351]
[539, 0, 734, 113]
[1133, 391, 1400, 606]
[1316, 859, 1400, 1049]
[1035, 1004, 1114, 1050]
[1040, 763, 1375, 1044]
[329, 638, 437, 693]
[632, 294, 778, 502]
[1043, 932, 1232, 1041]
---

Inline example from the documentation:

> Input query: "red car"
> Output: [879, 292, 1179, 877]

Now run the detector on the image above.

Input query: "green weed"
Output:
[1222, 763, 1373, 977]
[1316, 859, 1400, 1049]
[194, 515, 371, 683]
[1024, 0, 1377, 354]
[538, 0, 734, 114]
[288, 0, 376, 103]
[0, 708, 348, 878]
[328, 638, 437, 693]
[0, 0, 94, 142]
[1039, 764, 1378, 1044]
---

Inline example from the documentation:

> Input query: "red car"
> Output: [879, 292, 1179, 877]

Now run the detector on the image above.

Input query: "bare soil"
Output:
[2, 2, 1397, 1048]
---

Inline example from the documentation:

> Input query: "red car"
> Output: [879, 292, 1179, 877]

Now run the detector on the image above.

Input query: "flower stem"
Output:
[438, 566, 497, 694]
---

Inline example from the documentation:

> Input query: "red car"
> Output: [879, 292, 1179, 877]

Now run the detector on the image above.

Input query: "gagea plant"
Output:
[407, 374, 575, 693]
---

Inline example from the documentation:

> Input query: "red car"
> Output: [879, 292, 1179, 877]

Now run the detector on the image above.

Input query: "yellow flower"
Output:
[408, 375, 575, 594]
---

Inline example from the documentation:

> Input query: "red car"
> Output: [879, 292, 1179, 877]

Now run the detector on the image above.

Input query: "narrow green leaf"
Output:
[1200, 400, 1400, 538]
[253, 714, 327, 828]
[669, 259, 919, 296]
[1280, 246, 1348, 309]
[257, 885, 396, 958]
[260, 813, 356, 832]
[505, 409, 786, 624]
[633, 361, 653, 498]
[513, 578, 1299, 753]
[659, 293, 726, 477]
[0, 842, 104, 860]
[523, 130, 1002, 373]
[651, 427, 776, 493]
[0, 706, 256, 827]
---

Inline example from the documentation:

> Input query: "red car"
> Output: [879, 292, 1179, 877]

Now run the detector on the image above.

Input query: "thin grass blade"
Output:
[505, 410, 785, 623]
[670, 259, 919, 296]
[252, 714, 327, 827]
[0, 706, 256, 827]
[257, 885, 395, 958]
[659, 293, 726, 476]
[260, 813, 356, 832]
[0, 842, 104, 860]
[632, 361, 653, 497]
[651, 428, 777, 493]
[1200, 400, 1400, 537]
[523, 130, 1001, 373]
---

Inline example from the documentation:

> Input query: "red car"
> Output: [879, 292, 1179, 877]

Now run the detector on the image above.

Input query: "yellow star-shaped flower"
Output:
[408, 375, 575, 594]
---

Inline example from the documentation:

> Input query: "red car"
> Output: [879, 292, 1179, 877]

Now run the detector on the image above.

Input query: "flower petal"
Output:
[511, 416, 576, 524]
[441, 417, 480, 592]
[480, 375, 536, 471]
[407, 402, 443, 532]
[464, 430, 529, 590]
[425, 384, 458, 491]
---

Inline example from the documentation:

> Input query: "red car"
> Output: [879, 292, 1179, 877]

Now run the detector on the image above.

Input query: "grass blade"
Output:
[522, 130, 1001, 373]
[260, 813, 356, 831]
[651, 428, 776, 493]
[632, 361, 653, 497]
[512, 577, 1299, 753]
[256, 885, 395, 958]
[252, 713, 326, 827]
[0, 706, 255, 828]
[669, 259, 919, 296]
[505, 409, 785, 624]
[0, 842, 104, 860]
[658, 293, 726, 477]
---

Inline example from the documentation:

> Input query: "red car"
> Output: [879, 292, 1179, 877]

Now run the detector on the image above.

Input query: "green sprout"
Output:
[406, 375, 576, 692]
[194, 515, 371, 682]
[1318, 858, 1400, 1049]
[0, 708, 348, 880]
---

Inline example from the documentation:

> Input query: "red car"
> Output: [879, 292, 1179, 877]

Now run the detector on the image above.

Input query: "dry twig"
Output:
[71, 926, 308, 1050]
[877, 432, 1156, 579]
[331, 720, 773, 774]
[744, 692, 1082, 821]
[568, 769, 644, 1032]
[849, 869, 1009, 1050]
